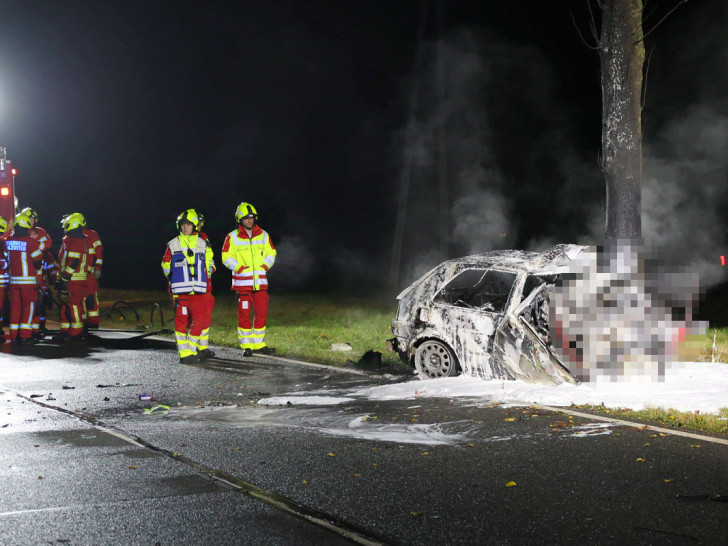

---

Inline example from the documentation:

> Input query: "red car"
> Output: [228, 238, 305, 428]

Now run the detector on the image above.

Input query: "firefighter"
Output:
[6, 215, 43, 345]
[0, 216, 8, 342]
[19, 208, 51, 252]
[161, 209, 215, 364]
[56, 213, 92, 341]
[17, 208, 57, 337]
[221, 202, 276, 356]
[82, 215, 103, 328]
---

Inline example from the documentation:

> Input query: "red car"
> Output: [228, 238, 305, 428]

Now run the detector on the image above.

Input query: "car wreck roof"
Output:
[451, 244, 586, 273]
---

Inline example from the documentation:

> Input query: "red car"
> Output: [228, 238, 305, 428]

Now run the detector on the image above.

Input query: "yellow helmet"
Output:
[14, 214, 33, 229]
[61, 212, 86, 232]
[20, 207, 38, 220]
[176, 209, 200, 232]
[0, 216, 8, 233]
[235, 202, 258, 223]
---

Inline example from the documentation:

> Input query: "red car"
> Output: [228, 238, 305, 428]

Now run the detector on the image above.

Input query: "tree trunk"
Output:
[600, 0, 645, 239]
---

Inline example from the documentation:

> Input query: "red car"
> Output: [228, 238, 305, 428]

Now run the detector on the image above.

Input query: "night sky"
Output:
[0, 1, 725, 295]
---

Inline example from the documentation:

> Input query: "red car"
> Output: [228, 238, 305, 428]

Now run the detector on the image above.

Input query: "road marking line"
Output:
[537, 404, 728, 446]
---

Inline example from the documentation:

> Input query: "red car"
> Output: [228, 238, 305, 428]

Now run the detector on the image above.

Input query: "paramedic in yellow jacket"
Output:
[161, 209, 216, 364]
[221, 202, 276, 356]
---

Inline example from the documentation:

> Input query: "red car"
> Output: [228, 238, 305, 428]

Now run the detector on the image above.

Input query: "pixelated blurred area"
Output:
[549, 239, 707, 383]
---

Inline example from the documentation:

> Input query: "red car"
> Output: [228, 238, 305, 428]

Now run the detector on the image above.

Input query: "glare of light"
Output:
[722, 255, 726, 267]
[11, 168, 16, 175]
[0, 187, 8, 196]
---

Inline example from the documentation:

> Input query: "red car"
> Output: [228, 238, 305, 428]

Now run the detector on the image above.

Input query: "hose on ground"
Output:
[101, 301, 140, 323]
[149, 302, 170, 330]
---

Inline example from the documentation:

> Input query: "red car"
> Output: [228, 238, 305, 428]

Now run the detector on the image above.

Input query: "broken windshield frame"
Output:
[434, 268, 517, 313]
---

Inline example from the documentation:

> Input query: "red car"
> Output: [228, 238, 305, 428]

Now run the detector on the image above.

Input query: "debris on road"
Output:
[350, 350, 382, 369]
[144, 405, 171, 414]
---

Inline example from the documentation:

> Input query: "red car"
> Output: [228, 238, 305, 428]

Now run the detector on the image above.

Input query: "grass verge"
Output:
[573, 405, 728, 436]
[97, 289, 404, 367]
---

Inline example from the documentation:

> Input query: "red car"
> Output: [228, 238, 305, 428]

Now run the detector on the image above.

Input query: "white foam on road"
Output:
[258, 396, 355, 406]
[321, 418, 467, 445]
[349, 361, 728, 415]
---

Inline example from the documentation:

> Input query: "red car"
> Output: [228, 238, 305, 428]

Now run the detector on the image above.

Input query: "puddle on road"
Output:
[31, 429, 131, 448]
[148, 405, 471, 446]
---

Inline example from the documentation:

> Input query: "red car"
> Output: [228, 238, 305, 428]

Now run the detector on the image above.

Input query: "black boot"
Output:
[197, 349, 215, 361]
[179, 354, 201, 364]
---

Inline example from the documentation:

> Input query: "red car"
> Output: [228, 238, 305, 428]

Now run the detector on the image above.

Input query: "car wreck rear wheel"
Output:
[414, 340, 460, 379]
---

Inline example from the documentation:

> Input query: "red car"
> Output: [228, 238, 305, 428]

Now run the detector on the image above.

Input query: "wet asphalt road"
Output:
[1, 332, 728, 545]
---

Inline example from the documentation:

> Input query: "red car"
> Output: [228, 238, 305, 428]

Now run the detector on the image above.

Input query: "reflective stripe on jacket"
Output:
[161, 234, 214, 295]
[58, 235, 91, 282]
[221, 225, 276, 291]
[84, 228, 103, 273]
[0, 240, 8, 287]
[7, 237, 42, 285]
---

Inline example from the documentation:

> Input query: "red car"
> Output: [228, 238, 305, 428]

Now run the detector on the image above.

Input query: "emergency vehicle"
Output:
[0, 146, 18, 235]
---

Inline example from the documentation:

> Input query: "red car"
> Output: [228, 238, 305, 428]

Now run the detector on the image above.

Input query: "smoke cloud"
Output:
[394, 3, 728, 293]
[641, 105, 728, 287]
[268, 235, 315, 290]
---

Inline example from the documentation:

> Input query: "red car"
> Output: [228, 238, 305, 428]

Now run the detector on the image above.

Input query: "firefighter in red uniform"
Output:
[55, 213, 92, 341]
[221, 202, 277, 356]
[161, 209, 215, 363]
[6, 215, 43, 345]
[0, 216, 8, 342]
[82, 216, 103, 328]
[17, 208, 57, 338]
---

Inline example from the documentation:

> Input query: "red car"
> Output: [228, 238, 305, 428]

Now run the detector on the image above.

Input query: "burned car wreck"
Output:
[390, 244, 585, 385]
[391, 242, 703, 384]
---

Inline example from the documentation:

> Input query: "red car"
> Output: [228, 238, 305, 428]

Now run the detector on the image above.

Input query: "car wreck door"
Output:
[492, 274, 577, 385]
[432, 268, 518, 379]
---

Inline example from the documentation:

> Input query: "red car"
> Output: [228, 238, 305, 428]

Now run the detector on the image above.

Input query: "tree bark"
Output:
[600, 0, 645, 239]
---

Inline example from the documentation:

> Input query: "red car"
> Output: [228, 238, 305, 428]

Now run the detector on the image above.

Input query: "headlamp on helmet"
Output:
[235, 202, 258, 223]
[176, 209, 200, 233]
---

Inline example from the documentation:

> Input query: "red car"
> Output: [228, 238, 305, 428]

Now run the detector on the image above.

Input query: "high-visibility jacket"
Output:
[29, 226, 52, 253]
[7, 236, 42, 286]
[221, 225, 276, 292]
[58, 233, 92, 282]
[0, 240, 8, 287]
[83, 228, 103, 275]
[161, 234, 214, 295]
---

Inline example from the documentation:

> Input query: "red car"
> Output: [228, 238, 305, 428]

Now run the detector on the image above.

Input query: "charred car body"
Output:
[390, 243, 702, 384]
[391, 245, 584, 384]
